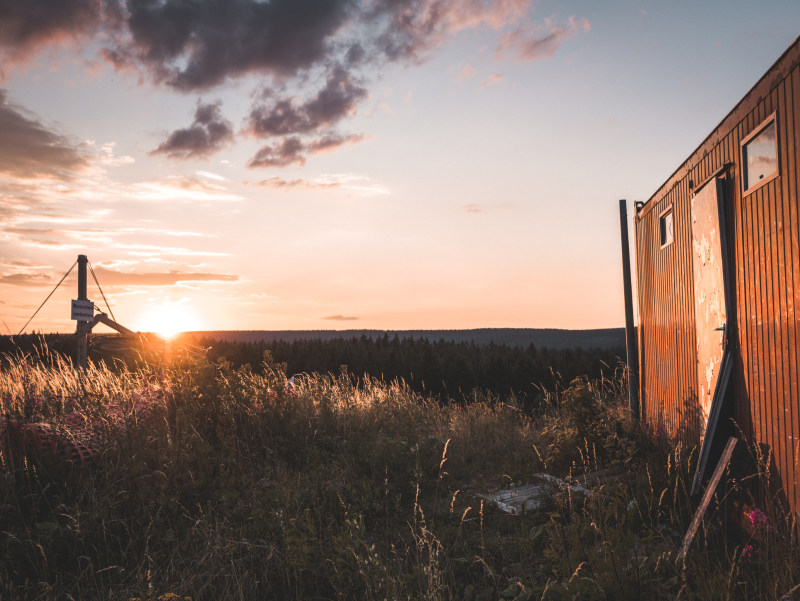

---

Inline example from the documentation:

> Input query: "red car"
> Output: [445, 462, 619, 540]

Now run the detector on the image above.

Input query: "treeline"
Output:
[1, 333, 626, 409]
[194, 334, 626, 407]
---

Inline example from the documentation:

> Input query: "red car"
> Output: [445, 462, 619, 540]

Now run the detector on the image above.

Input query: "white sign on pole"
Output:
[71, 299, 94, 322]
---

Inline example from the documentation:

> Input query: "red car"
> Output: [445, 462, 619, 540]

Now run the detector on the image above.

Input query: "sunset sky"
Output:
[1, 1, 799, 334]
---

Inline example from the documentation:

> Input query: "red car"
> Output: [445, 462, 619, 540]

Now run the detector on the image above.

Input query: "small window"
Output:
[660, 208, 674, 248]
[742, 114, 778, 194]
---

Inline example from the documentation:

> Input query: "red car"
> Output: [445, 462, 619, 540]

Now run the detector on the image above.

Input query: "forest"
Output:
[0, 332, 626, 411]
[194, 333, 625, 407]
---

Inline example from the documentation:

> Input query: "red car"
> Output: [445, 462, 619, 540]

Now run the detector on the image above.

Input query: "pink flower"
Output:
[740, 543, 759, 564]
[747, 508, 771, 532]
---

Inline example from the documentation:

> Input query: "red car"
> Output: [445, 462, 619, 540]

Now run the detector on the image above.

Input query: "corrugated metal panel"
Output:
[635, 39, 800, 516]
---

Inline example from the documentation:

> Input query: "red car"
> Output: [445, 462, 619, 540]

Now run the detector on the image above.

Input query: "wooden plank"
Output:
[745, 110, 767, 448]
[680, 179, 696, 439]
[635, 213, 647, 418]
[787, 66, 800, 509]
[677, 437, 740, 563]
[683, 180, 698, 440]
[760, 88, 786, 504]
[774, 82, 793, 510]
[726, 127, 752, 439]
[670, 187, 680, 436]
[737, 113, 751, 428]
[756, 181, 772, 453]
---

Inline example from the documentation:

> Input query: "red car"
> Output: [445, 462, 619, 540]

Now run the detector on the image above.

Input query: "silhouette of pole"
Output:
[619, 200, 640, 419]
[76, 254, 89, 369]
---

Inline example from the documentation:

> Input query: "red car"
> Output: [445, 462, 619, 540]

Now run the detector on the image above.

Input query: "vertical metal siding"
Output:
[635, 41, 800, 516]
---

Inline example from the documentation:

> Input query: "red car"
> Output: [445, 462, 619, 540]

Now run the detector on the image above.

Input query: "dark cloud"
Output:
[0, 90, 88, 178]
[368, 0, 530, 62]
[0, 0, 105, 64]
[152, 100, 233, 159]
[308, 132, 365, 153]
[93, 266, 239, 286]
[247, 137, 307, 169]
[247, 133, 364, 169]
[108, 0, 535, 90]
[248, 67, 367, 137]
[323, 314, 358, 321]
[0, 1, 587, 167]
[122, 0, 353, 90]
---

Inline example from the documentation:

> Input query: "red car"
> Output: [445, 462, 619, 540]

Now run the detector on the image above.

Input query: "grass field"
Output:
[1, 348, 798, 600]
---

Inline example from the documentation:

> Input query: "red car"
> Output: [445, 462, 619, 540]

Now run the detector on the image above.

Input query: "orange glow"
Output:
[135, 301, 201, 339]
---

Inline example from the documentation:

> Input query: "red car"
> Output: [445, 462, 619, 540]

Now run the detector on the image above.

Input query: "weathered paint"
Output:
[691, 179, 728, 431]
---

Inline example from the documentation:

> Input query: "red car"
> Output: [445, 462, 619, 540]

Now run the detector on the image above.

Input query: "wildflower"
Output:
[748, 507, 771, 532]
[740, 543, 759, 564]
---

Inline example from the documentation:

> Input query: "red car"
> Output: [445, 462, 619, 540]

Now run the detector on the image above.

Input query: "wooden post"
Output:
[76, 254, 89, 369]
[619, 200, 640, 419]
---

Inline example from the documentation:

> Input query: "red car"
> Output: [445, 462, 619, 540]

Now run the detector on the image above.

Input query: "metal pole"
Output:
[619, 200, 640, 419]
[76, 254, 89, 369]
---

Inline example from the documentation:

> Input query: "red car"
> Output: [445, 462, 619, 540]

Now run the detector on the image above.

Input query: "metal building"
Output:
[634, 37, 800, 511]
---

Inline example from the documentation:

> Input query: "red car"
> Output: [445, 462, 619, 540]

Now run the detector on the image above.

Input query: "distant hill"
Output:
[187, 328, 626, 350]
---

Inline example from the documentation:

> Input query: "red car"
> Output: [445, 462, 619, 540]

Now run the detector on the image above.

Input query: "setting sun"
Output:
[136, 302, 201, 338]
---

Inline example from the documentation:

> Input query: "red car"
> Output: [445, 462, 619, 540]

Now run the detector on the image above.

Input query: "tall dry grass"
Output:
[0, 350, 798, 600]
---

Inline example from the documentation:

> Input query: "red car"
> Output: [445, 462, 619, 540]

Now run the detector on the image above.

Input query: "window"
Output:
[741, 114, 778, 194]
[660, 207, 674, 248]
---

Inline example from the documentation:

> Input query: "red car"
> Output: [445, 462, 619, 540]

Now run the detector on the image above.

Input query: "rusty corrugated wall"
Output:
[635, 37, 800, 513]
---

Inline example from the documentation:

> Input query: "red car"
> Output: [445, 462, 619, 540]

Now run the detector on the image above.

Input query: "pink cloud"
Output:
[480, 73, 505, 88]
[497, 16, 590, 61]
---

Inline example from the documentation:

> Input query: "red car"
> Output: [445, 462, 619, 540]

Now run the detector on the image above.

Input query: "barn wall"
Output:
[635, 38, 800, 513]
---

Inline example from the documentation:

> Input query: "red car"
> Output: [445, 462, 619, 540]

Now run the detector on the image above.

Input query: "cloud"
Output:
[497, 16, 590, 61]
[248, 133, 364, 168]
[0, 272, 53, 287]
[119, 0, 353, 91]
[196, 170, 226, 181]
[255, 177, 341, 191]
[0, 1, 588, 168]
[111, 243, 229, 258]
[370, 0, 530, 62]
[462, 201, 517, 213]
[0, 90, 88, 178]
[0, 0, 106, 68]
[152, 101, 234, 159]
[107, 0, 530, 91]
[129, 175, 244, 202]
[323, 314, 358, 321]
[247, 137, 307, 168]
[92, 267, 239, 287]
[254, 172, 389, 195]
[247, 67, 368, 137]
[479, 73, 505, 88]
[455, 64, 477, 81]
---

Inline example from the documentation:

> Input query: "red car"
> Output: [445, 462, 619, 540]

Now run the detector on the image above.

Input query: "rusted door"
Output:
[690, 177, 733, 493]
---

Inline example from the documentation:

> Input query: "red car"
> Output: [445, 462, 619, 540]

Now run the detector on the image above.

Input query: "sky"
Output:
[1, 0, 799, 335]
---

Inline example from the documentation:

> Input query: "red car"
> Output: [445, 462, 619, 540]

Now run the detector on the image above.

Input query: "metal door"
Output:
[690, 177, 733, 493]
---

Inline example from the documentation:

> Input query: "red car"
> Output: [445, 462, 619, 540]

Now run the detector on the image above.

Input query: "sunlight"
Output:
[136, 301, 201, 339]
